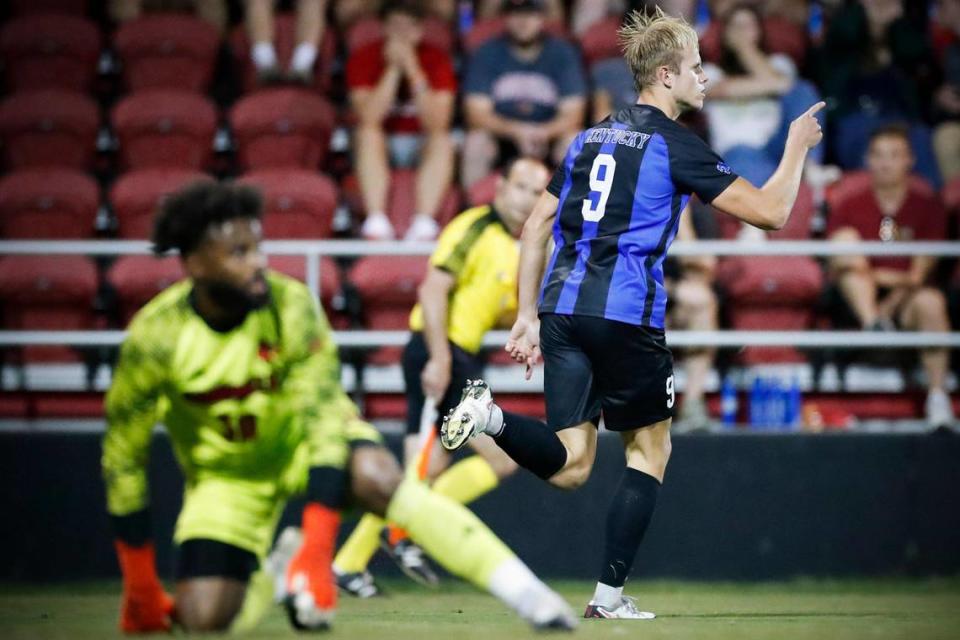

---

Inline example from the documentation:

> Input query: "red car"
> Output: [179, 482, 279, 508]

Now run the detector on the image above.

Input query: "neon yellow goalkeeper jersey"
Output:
[103, 272, 341, 517]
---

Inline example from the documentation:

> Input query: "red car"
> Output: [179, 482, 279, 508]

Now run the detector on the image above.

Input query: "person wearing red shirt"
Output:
[346, 0, 457, 241]
[827, 124, 954, 429]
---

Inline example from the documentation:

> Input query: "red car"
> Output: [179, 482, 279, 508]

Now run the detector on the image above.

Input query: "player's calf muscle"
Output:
[349, 446, 403, 515]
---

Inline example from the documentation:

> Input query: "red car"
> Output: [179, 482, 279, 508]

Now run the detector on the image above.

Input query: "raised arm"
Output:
[712, 102, 825, 230]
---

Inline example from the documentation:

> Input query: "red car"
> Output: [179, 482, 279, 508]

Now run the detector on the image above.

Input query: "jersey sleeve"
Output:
[430, 211, 481, 276]
[102, 315, 169, 517]
[279, 283, 343, 432]
[667, 129, 739, 204]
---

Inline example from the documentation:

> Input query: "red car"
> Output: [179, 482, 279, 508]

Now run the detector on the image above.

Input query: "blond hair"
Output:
[619, 6, 699, 93]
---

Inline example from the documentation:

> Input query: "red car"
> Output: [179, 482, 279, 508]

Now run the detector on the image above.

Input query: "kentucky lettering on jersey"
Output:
[539, 104, 738, 329]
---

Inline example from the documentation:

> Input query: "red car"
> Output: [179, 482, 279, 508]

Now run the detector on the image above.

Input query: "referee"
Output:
[331, 157, 551, 592]
[441, 8, 823, 619]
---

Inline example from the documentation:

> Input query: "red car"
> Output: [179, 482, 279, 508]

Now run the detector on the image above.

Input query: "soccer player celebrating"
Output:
[102, 181, 576, 633]
[332, 158, 551, 595]
[441, 8, 824, 619]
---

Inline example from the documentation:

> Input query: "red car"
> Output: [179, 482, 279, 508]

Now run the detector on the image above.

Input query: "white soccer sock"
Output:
[251, 42, 278, 71]
[591, 582, 623, 608]
[290, 42, 318, 73]
[486, 404, 504, 437]
[487, 557, 549, 619]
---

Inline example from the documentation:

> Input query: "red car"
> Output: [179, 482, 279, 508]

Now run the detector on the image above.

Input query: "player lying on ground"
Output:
[440, 7, 824, 620]
[333, 158, 551, 596]
[102, 181, 576, 633]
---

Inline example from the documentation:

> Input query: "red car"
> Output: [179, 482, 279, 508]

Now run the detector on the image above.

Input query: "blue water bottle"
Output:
[784, 378, 802, 430]
[720, 376, 738, 428]
[458, 1, 474, 35]
[749, 377, 766, 430]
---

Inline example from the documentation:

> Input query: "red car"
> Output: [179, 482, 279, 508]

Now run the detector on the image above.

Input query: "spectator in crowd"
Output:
[932, 0, 960, 181]
[246, 0, 327, 85]
[347, 0, 456, 241]
[476, 0, 565, 22]
[336, 0, 456, 28]
[110, 0, 227, 32]
[826, 124, 955, 429]
[818, 0, 942, 186]
[667, 206, 720, 433]
[701, 3, 826, 187]
[462, 0, 586, 189]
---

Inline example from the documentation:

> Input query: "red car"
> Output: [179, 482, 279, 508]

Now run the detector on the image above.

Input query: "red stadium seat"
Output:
[267, 255, 341, 313]
[114, 15, 221, 92]
[942, 176, 960, 215]
[237, 169, 338, 239]
[717, 256, 824, 364]
[467, 172, 500, 207]
[344, 15, 454, 53]
[342, 170, 460, 238]
[0, 168, 98, 239]
[0, 13, 101, 93]
[0, 255, 98, 362]
[110, 168, 211, 238]
[699, 16, 807, 67]
[715, 182, 815, 240]
[578, 16, 622, 67]
[112, 90, 217, 171]
[229, 88, 336, 171]
[106, 256, 185, 324]
[348, 255, 428, 364]
[229, 14, 337, 94]
[10, 0, 87, 15]
[0, 90, 98, 170]
[462, 17, 569, 53]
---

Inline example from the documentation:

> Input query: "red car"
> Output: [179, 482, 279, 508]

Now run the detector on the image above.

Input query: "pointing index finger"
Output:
[804, 101, 826, 117]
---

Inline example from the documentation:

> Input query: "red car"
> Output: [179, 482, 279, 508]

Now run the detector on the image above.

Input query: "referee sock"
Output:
[494, 410, 567, 481]
[594, 468, 660, 605]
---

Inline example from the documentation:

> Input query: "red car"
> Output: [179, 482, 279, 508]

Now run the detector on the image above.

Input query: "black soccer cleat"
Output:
[380, 532, 439, 587]
[335, 569, 382, 598]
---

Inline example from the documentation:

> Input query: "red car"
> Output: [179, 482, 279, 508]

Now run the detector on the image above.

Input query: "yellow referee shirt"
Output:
[409, 205, 518, 354]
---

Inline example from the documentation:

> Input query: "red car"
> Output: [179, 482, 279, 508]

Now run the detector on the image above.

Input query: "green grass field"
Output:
[2, 578, 960, 640]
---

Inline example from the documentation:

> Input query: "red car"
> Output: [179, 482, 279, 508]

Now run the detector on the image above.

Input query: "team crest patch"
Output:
[716, 162, 732, 175]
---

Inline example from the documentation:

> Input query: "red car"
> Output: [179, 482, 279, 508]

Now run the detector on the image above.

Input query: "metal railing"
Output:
[1, 239, 959, 350]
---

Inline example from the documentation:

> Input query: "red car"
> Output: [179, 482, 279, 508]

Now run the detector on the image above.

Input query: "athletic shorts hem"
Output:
[176, 538, 259, 582]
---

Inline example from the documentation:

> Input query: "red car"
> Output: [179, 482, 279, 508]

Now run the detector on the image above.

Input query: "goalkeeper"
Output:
[102, 181, 575, 633]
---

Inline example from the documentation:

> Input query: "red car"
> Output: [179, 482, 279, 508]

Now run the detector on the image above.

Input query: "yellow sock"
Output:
[332, 513, 384, 574]
[431, 455, 499, 505]
[386, 477, 514, 589]
[229, 568, 274, 634]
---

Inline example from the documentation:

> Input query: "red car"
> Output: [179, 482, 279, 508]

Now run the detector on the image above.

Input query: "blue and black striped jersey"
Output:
[539, 104, 738, 329]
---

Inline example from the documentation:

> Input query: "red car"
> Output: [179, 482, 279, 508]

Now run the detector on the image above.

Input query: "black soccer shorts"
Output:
[177, 538, 259, 582]
[539, 313, 675, 432]
[402, 332, 485, 436]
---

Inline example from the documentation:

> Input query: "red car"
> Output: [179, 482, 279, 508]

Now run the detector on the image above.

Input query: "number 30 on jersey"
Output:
[581, 154, 617, 222]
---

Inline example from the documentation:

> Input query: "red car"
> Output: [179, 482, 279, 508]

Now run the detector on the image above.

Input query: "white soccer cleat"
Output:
[440, 379, 494, 451]
[583, 596, 656, 620]
[266, 526, 302, 603]
[527, 589, 578, 631]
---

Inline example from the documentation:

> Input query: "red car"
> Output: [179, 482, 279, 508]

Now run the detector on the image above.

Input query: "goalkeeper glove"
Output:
[115, 540, 175, 633]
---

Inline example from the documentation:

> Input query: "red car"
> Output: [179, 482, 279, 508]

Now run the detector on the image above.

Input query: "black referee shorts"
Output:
[539, 313, 675, 432]
[402, 332, 485, 436]
[177, 539, 258, 582]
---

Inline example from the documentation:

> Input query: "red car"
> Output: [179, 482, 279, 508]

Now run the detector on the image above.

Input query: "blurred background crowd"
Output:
[0, 0, 957, 429]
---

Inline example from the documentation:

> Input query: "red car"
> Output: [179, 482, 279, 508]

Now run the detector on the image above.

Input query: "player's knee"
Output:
[350, 445, 402, 516]
[549, 462, 591, 490]
[175, 593, 240, 633]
